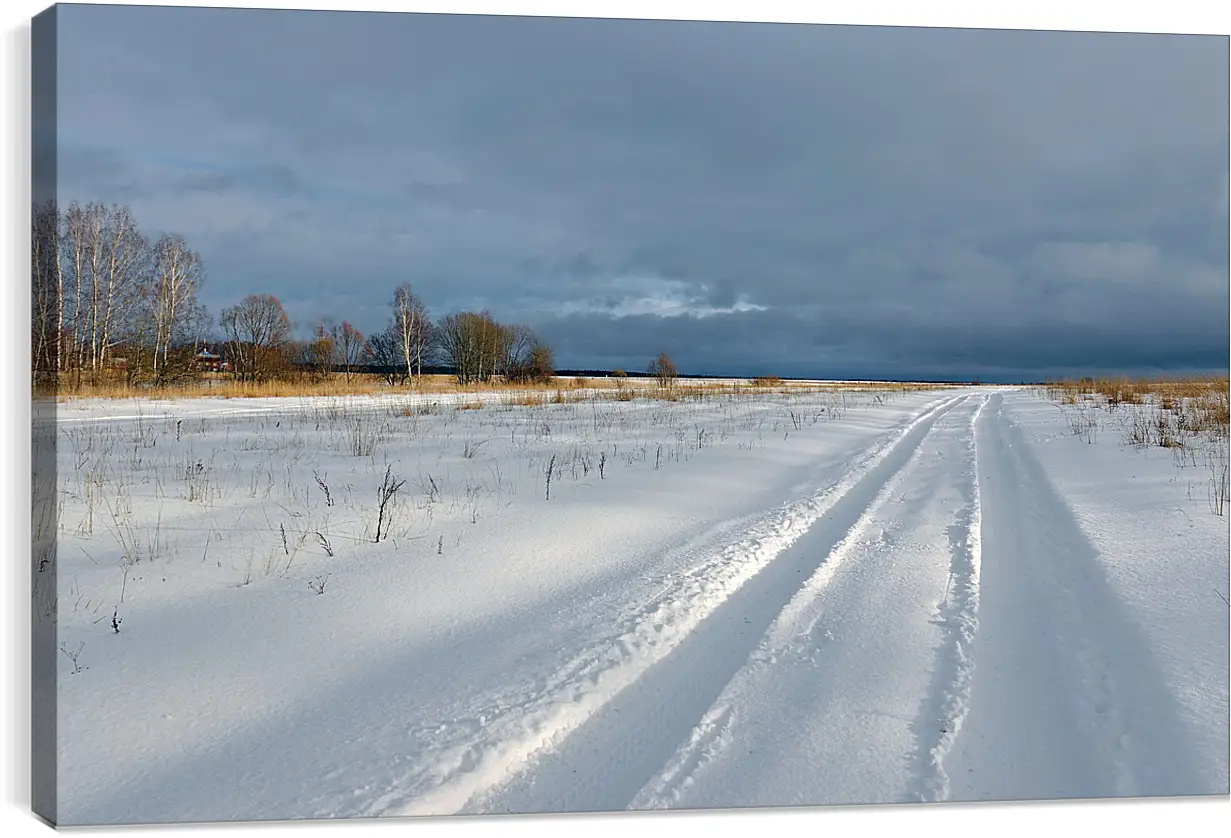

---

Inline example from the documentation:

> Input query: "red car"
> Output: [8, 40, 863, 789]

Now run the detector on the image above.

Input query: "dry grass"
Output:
[397, 403, 442, 418]
[411, 375, 625, 395]
[503, 392, 548, 407]
[550, 389, 590, 405]
[1044, 375, 1229, 438]
[51, 372, 636, 401]
[54, 375, 386, 401]
[53, 371, 965, 403]
[1046, 374, 1228, 403]
[1043, 373, 1230, 515]
[588, 379, 950, 403]
[1038, 371, 1231, 509]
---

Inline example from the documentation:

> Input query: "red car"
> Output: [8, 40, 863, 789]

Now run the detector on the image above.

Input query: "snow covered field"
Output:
[39, 384, 1229, 825]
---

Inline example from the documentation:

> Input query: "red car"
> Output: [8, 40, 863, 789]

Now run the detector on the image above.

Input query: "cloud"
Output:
[52, 7, 1229, 380]
[541, 276, 769, 320]
[1028, 242, 1163, 284]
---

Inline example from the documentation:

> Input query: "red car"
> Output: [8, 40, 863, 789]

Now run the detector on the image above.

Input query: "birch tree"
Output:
[391, 283, 432, 383]
[31, 201, 61, 386]
[146, 234, 204, 383]
[96, 205, 150, 373]
[61, 202, 95, 383]
[31, 200, 212, 389]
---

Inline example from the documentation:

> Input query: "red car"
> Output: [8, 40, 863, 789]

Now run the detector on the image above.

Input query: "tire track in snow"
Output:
[366, 394, 969, 817]
[355, 393, 966, 817]
[627, 701, 737, 810]
[994, 396, 1210, 798]
[630, 394, 989, 810]
[908, 393, 988, 802]
[947, 393, 1211, 800]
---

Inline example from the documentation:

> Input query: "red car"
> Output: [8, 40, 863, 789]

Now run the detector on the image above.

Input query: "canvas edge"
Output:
[31, 1, 58, 829]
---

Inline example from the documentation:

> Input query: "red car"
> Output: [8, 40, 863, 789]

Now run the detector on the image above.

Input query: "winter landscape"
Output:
[35, 376, 1230, 823]
[30, 4, 1229, 829]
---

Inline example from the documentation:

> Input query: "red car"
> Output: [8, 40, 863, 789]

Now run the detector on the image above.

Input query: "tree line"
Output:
[31, 201, 558, 390]
[32, 200, 208, 389]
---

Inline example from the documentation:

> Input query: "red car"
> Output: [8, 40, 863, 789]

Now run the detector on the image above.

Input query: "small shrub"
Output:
[647, 352, 679, 389]
[374, 465, 406, 544]
[61, 641, 87, 674]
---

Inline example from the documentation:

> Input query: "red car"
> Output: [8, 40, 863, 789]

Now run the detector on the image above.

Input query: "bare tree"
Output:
[31, 200, 61, 388]
[526, 343, 555, 383]
[367, 324, 407, 386]
[144, 233, 203, 384]
[432, 312, 555, 385]
[435, 310, 510, 384]
[65, 201, 140, 378]
[61, 201, 96, 383]
[219, 294, 293, 382]
[333, 321, 369, 383]
[303, 320, 336, 382]
[434, 312, 476, 384]
[32, 200, 215, 390]
[503, 325, 554, 384]
[391, 283, 433, 383]
[648, 351, 679, 389]
[499, 324, 536, 378]
[96, 205, 149, 374]
[473, 311, 509, 383]
[80, 203, 104, 376]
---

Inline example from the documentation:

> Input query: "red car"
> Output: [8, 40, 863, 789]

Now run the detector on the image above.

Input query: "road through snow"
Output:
[451, 395, 977, 815]
[430, 391, 1224, 813]
[52, 387, 1227, 824]
[461, 393, 988, 813]
[373, 392, 970, 817]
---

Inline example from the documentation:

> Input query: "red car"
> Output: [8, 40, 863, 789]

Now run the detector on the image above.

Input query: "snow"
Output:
[44, 385, 1228, 825]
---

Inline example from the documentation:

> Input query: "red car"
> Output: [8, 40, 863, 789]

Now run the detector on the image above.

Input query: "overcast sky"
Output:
[53, 4, 1229, 382]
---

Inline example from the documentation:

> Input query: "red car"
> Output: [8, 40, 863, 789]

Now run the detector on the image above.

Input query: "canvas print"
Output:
[30, 2, 1230, 827]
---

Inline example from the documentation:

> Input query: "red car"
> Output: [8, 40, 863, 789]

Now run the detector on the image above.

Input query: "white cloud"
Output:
[548, 276, 768, 319]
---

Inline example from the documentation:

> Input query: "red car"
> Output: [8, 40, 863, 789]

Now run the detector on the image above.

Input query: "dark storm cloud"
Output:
[54, 6, 1228, 380]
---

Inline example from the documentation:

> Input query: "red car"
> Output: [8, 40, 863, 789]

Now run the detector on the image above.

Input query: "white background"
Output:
[3, 2, 1228, 836]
